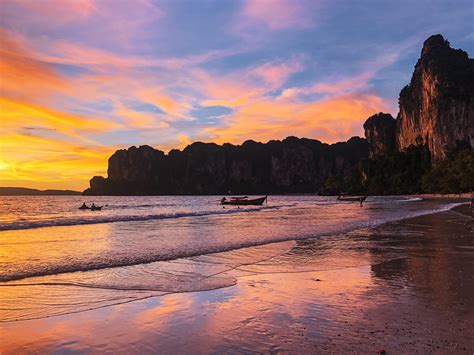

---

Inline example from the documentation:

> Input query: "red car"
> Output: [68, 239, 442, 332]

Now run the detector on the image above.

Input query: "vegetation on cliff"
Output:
[322, 145, 473, 195]
[421, 149, 473, 193]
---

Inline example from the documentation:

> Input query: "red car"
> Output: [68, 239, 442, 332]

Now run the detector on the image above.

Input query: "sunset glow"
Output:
[0, 0, 472, 190]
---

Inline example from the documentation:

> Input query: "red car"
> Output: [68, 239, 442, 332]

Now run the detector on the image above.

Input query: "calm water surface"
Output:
[0, 195, 461, 323]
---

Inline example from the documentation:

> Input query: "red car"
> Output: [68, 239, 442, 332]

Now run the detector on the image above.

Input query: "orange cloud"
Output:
[1, 98, 121, 139]
[114, 102, 170, 129]
[191, 56, 390, 146]
[0, 31, 70, 101]
[204, 93, 389, 144]
[136, 88, 188, 118]
[199, 73, 263, 108]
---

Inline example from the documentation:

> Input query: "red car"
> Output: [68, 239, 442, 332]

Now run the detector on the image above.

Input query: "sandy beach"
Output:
[1, 202, 472, 354]
[2, 1, 473, 353]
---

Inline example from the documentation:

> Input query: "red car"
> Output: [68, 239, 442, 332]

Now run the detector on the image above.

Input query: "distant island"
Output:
[84, 35, 473, 196]
[0, 187, 81, 196]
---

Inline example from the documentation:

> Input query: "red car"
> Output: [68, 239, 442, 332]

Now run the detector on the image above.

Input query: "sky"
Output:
[0, 0, 473, 190]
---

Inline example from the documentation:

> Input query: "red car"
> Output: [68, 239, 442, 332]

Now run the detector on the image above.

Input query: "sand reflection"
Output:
[1, 207, 472, 353]
[0, 223, 113, 281]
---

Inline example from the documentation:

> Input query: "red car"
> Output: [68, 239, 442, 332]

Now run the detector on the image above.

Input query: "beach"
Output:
[2, 1, 473, 352]
[0, 198, 472, 353]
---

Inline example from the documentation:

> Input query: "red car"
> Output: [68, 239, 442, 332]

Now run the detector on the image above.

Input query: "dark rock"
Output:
[363, 113, 396, 158]
[84, 137, 368, 195]
[90, 176, 107, 191]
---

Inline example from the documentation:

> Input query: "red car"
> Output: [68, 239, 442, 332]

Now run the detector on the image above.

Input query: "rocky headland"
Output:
[85, 137, 368, 195]
[84, 35, 473, 196]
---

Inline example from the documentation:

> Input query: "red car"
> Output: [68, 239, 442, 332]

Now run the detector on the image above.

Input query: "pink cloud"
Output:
[280, 71, 375, 99]
[1, 0, 164, 49]
[2, 0, 96, 28]
[252, 56, 305, 88]
[196, 57, 306, 108]
[3, 29, 243, 73]
[239, 0, 317, 30]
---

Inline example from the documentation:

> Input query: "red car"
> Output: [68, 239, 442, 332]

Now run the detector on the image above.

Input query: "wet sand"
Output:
[1, 204, 472, 353]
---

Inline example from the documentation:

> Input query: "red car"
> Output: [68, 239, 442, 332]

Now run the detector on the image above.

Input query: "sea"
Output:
[0, 195, 462, 322]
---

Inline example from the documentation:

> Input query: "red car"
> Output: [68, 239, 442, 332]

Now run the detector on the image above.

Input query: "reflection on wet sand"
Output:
[1, 206, 472, 353]
[0, 223, 114, 282]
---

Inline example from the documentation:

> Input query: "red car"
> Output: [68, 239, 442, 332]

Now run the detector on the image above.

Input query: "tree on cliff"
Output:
[421, 149, 473, 193]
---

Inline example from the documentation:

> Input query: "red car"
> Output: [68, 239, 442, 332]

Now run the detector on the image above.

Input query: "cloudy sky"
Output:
[1, 0, 472, 189]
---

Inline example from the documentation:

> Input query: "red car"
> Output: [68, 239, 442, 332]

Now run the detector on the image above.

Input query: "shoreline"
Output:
[414, 193, 471, 199]
[84, 193, 473, 198]
[1, 202, 468, 285]
[0, 190, 468, 200]
[1, 203, 472, 353]
[0, 200, 467, 284]
[1, 196, 467, 234]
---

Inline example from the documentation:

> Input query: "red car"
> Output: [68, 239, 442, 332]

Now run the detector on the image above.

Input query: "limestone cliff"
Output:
[363, 113, 396, 158]
[397, 34, 474, 161]
[83, 137, 368, 195]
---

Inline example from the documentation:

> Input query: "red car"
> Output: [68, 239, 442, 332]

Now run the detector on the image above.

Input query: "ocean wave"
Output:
[312, 196, 423, 205]
[400, 197, 423, 202]
[0, 202, 462, 283]
[0, 238, 296, 283]
[106, 203, 178, 209]
[0, 205, 285, 232]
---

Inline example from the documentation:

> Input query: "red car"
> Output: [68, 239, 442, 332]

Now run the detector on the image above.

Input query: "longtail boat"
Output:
[221, 195, 267, 206]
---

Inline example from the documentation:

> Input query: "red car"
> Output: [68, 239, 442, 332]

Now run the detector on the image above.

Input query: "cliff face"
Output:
[363, 112, 396, 158]
[397, 34, 474, 161]
[84, 137, 368, 195]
